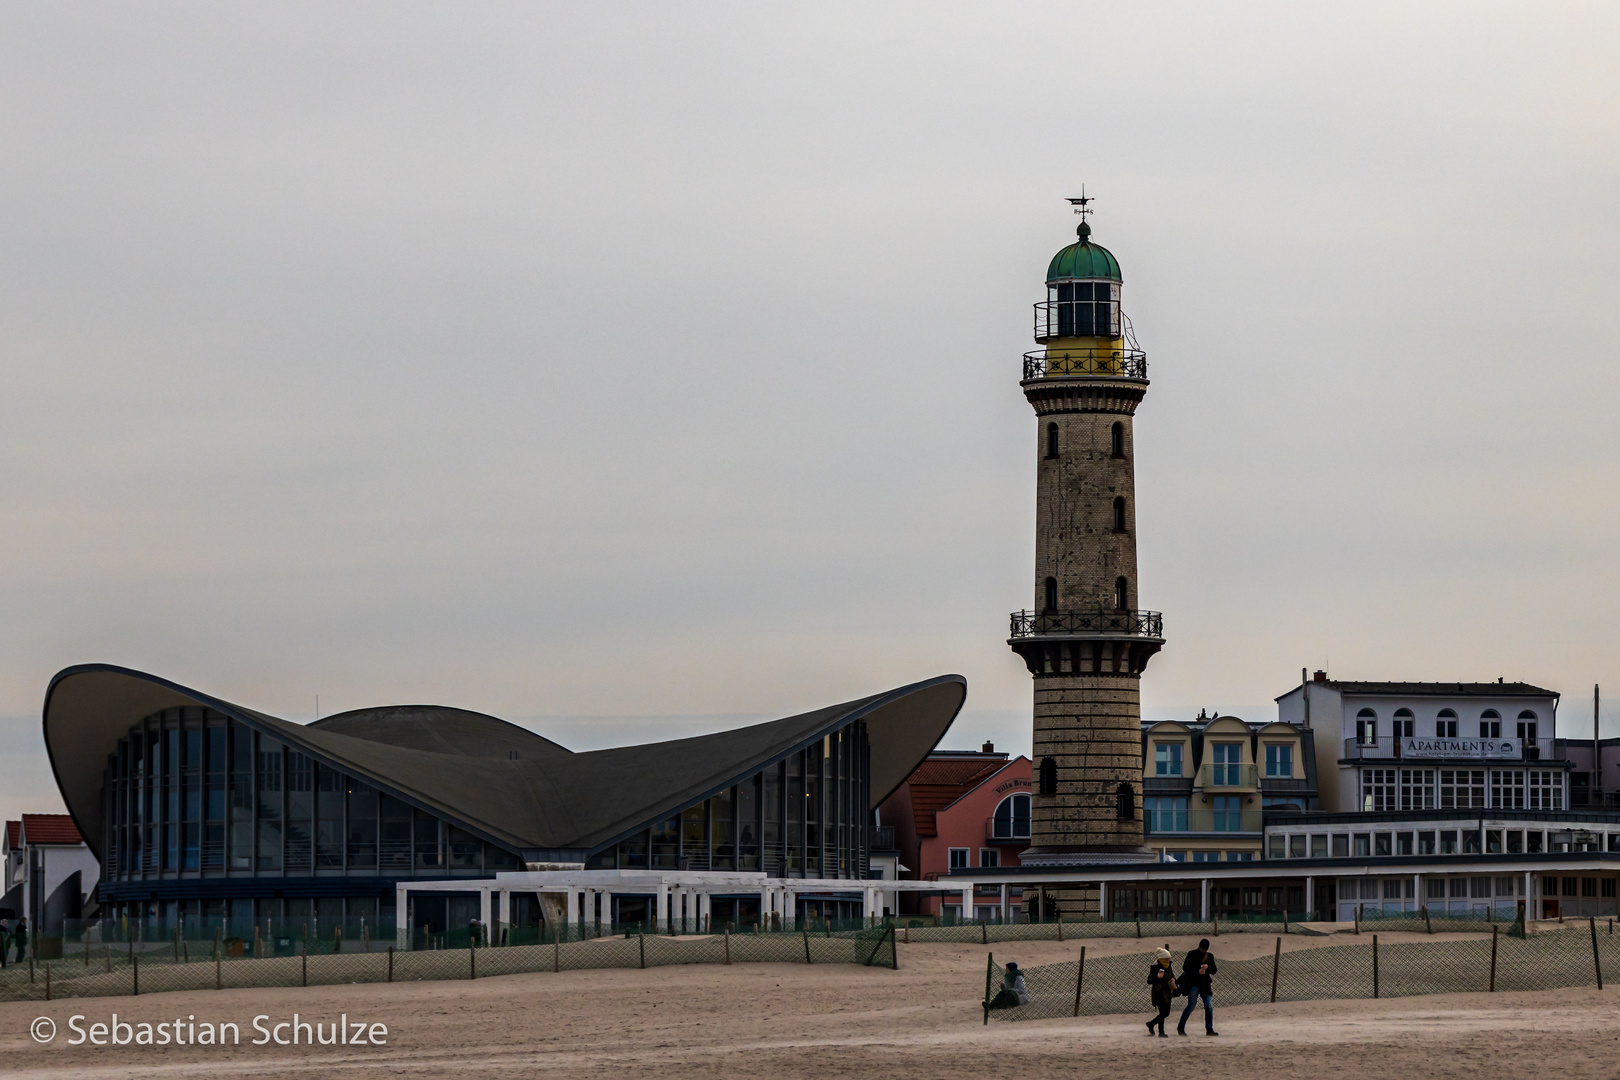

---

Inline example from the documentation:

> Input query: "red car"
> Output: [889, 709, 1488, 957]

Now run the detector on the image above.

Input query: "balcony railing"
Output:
[1341, 736, 1564, 762]
[1009, 609, 1164, 639]
[986, 817, 1032, 841]
[1198, 763, 1259, 790]
[868, 825, 896, 851]
[1023, 349, 1148, 381]
[1146, 806, 1264, 835]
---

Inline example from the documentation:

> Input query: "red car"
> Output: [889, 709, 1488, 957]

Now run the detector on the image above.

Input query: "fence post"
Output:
[1072, 945, 1086, 1017]
[640, 932, 646, 970]
[1135, 917, 1141, 940]
[133, 952, 139, 996]
[470, 939, 476, 980]
[1592, 917, 1604, 991]
[1057, 913, 1063, 942]
[215, 938, 222, 990]
[724, 927, 731, 965]
[301, 942, 308, 988]
[45, 963, 50, 1001]
[983, 951, 994, 1026]
[1283, 908, 1289, 934]
[1372, 934, 1379, 999]
[981, 921, 987, 946]
[803, 926, 813, 964]
[1489, 925, 1498, 992]
[1213, 913, 1218, 938]
[174, 927, 180, 961]
[29, 957, 34, 984]
[1270, 937, 1280, 1003]
[1354, 906, 1360, 935]
[554, 938, 560, 973]
[387, 946, 394, 983]
[1423, 905, 1432, 934]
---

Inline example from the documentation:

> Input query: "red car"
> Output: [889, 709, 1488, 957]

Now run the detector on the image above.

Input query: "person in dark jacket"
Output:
[1176, 938, 1218, 1036]
[1145, 946, 1177, 1036]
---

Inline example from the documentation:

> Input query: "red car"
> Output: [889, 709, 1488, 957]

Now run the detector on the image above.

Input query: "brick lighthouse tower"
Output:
[1009, 195, 1164, 875]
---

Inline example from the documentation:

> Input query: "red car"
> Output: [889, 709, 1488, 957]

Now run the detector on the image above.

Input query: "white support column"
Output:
[497, 889, 510, 935]
[1098, 881, 1108, 922]
[1305, 876, 1314, 918]
[999, 882, 1009, 924]
[655, 884, 669, 932]
[1526, 871, 1535, 918]
[759, 883, 771, 925]
[785, 889, 797, 929]
[1413, 873, 1422, 913]
[698, 891, 711, 933]
[601, 889, 614, 932]
[395, 884, 408, 948]
[478, 888, 492, 941]
[962, 886, 973, 922]
[1200, 879, 1209, 921]
[567, 888, 581, 935]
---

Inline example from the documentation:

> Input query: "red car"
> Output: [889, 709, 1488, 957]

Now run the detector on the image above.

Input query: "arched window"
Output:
[1114, 577, 1129, 611]
[1115, 782, 1135, 822]
[1112, 496, 1127, 532]
[1046, 422, 1059, 459]
[1517, 710, 1539, 757]
[1355, 708, 1377, 747]
[1393, 708, 1414, 738]
[1043, 577, 1058, 613]
[1479, 709, 1501, 739]
[1110, 421, 1124, 458]
[1039, 755, 1057, 796]
[1435, 708, 1457, 739]
[993, 793, 1032, 839]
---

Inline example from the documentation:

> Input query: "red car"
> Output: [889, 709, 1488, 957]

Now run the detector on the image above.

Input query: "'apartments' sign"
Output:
[1400, 737, 1520, 760]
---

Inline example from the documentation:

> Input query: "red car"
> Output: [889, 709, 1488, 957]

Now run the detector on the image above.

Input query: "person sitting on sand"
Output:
[989, 961, 1030, 1009]
[1146, 946, 1177, 1036]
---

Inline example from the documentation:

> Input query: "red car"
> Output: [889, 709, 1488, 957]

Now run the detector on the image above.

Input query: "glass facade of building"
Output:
[99, 706, 524, 931]
[587, 722, 872, 878]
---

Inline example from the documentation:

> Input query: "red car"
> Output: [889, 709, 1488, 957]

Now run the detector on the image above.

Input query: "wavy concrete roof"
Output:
[44, 665, 967, 861]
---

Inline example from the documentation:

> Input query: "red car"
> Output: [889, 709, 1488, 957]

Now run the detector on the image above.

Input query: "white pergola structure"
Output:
[396, 869, 949, 945]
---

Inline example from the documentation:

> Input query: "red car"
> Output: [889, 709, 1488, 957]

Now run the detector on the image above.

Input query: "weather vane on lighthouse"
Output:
[1066, 187, 1094, 238]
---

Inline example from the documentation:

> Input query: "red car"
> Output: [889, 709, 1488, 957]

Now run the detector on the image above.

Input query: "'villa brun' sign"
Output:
[1400, 738, 1520, 760]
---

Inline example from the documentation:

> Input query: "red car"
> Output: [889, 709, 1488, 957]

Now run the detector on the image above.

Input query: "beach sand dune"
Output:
[2, 934, 1614, 1079]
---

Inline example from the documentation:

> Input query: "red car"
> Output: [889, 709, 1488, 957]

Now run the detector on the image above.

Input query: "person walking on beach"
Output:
[1176, 938, 1218, 1036]
[12, 916, 28, 963]
[1145, 946, 1177, 1036]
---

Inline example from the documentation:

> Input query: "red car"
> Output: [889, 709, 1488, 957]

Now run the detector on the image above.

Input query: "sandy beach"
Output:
[1, 933, 1615, 1079]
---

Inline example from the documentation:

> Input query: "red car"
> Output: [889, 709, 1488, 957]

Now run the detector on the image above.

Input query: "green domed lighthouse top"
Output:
[1047, 219, 1122, 283]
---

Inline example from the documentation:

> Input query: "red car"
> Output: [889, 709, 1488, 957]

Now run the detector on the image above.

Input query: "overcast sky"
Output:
[3, 3, 1618, 822]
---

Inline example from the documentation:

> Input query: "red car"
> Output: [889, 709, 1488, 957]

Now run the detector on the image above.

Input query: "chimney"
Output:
[981, 741, 995, 754]
[1312, 670, 1327, 683]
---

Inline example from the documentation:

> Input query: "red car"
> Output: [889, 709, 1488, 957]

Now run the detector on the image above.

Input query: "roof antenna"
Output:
[1065, 186, 1094, 241]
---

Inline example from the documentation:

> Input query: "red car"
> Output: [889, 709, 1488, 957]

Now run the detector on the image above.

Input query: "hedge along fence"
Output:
[0, 924, 898, 1004]
[982, 917, 1617, 1023]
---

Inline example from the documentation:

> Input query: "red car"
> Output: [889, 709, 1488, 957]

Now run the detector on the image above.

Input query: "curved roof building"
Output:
[44, 665, 965, 930]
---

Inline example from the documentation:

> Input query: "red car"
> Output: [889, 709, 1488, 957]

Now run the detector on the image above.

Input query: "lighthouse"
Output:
[1009, 196, 1164, 876]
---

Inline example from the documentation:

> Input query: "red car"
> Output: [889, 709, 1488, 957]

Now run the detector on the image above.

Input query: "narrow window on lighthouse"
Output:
[1043, 577, 1058, 612]
[1115, 782, 1135, 821]
[1112, 496, 1126, 532]
[1045, 422, 1059, 459]
[1039, 756, 1057, 796]
[1114, 577, 1129, 611]
[1110, 421, 1124, 458]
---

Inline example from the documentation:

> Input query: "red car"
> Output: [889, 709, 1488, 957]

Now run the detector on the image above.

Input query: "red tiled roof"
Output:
[4, 820, 18, 850]
[904, 756, 1007, 837]
[20, 814, 83, 845]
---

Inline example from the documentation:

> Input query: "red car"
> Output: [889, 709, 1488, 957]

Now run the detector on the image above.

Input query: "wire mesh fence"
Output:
[983, 917, 1619, 1023]
[0, 922, 897, 1004]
